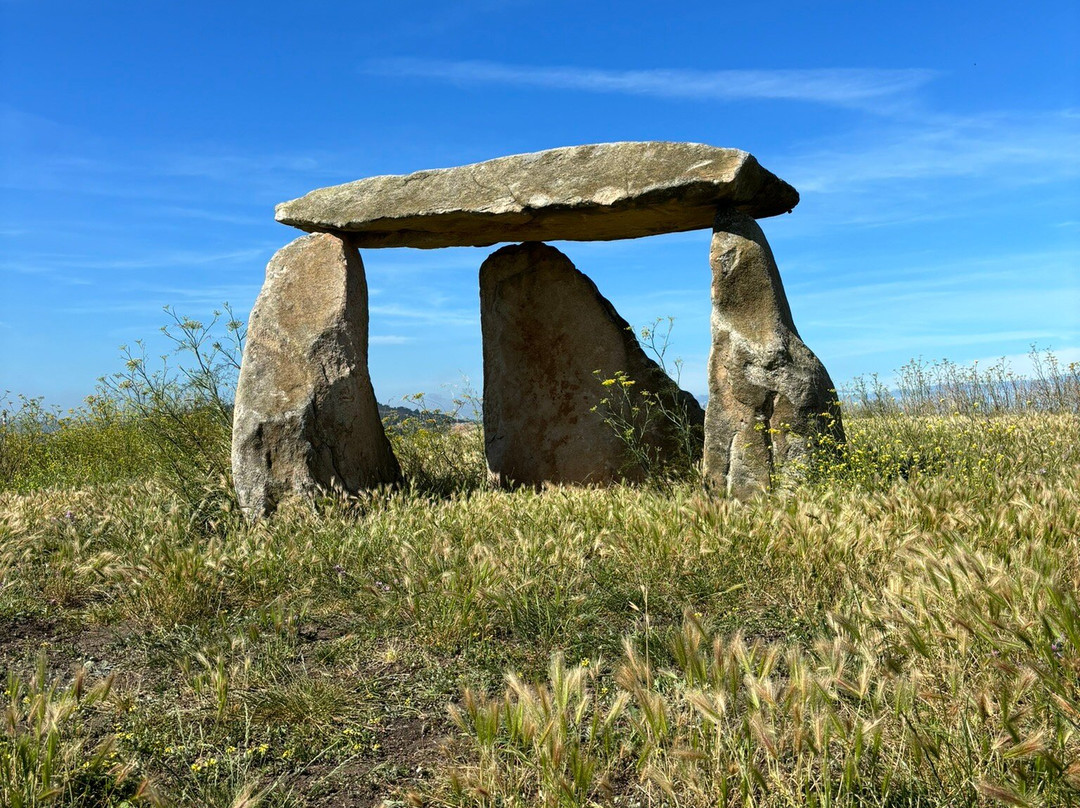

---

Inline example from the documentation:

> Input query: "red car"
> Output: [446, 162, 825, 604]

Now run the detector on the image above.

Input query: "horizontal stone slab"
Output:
[275, 141, 798, 248]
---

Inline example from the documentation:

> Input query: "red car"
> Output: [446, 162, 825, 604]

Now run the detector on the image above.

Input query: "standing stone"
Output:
[704, 212, 843, 499]
[232, 233, 401, 517]
[481, 241, 704, 487]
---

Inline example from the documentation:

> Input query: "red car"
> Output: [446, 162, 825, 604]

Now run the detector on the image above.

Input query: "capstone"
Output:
[276, 142, 798, 249]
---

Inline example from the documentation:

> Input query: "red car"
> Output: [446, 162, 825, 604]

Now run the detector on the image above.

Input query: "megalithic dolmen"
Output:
[234, 141, 843, 516]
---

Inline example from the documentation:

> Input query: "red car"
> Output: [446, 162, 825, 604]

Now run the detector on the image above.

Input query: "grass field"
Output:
[2, 333, 1079, 807]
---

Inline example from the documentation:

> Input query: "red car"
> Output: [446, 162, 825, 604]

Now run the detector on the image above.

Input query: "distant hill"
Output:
[378, 402, 469, 429]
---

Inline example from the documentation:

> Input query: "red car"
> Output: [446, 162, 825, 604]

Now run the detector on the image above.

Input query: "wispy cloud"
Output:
[156, 151, 326, 182]
[784, 245, 1080, 379]
[788, 109, 1080, 194]
[0, 103, 341, 199]
[134, 282, 260, 306]
[369, 303, 477, 328]
[790, 247, 1080, 299]
[158, 206, 267, 227]
[825, 331, 1072, 359]
[56, 285, 260, 318]
[1, 247, 273, 276]
[371, 334, 414, 345]
[363, 248, 490, 276]
[970, 345, 1080, 375]
[365, 59, 935, 113]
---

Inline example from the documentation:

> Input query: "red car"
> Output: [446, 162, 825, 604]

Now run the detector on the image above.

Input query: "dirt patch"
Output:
[0, 614, 73, 674]
[0, 614, 136, 682]
[0, 614, 61, 652]
[291, 716, 454, 807]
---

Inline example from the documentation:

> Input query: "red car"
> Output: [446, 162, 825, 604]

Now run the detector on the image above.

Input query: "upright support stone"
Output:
[704, 212, 843, 499]
[232, 233, 401, 517]
[480, 241, 704, 487]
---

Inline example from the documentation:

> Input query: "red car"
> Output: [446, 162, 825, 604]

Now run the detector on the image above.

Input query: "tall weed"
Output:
[592, 318, 705, 486]
[386, 389, 487, 496]
[98, 305, 244, 514]
[1, 655, 151, 807]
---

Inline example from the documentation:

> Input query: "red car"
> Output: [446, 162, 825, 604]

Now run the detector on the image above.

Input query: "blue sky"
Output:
[2, 1, 1078, 411]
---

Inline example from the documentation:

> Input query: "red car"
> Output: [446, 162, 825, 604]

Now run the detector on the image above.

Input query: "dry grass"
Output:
[1, 349, 1079, 806]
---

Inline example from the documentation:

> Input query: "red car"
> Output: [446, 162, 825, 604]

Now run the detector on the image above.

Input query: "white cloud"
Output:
[969, 345, 1080, 376]
[788, 109, 1080, 194]
[369, 303, 477, 327]
[158, 206, 266, 227]
[1, 247, 274, 276]
[0, 103, 343, 196]
[158, 152, 325, 181]
[363, 248, 489, 276]
[365, 59, 935, 113]
[371, 334, 413, 345]
[834, 344, 1080, 392]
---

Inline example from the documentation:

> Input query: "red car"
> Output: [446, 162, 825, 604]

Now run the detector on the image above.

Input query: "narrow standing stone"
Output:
[480, 241, 704, 487]
[232, 233, 401, 517]
[704, 212, 843, 499]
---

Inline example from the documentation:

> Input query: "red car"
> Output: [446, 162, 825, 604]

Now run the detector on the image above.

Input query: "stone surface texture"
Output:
[704, 212, 843, 500]
[232, 233, 401, 516]
[276, 142, 798, 249]
[481, 241, 705, 487]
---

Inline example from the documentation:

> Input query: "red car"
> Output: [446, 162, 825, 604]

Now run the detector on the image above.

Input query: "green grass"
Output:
[2, 343, 1079, 806]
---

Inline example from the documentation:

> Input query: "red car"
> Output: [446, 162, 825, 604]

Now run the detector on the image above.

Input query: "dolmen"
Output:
[232, 141, 843, 516]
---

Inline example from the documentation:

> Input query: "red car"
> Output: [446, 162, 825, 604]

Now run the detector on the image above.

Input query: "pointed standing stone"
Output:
[480, 241, 704, 487]
[232, 233, 401, 517]
[704, 212, 843, 499]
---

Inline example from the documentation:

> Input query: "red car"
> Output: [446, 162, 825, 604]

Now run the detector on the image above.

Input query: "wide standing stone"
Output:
[232, 233, 401, 517]
[704, 212, 843, 499]
[481, 241, 705, 487]
[276, 142, 798, 248]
